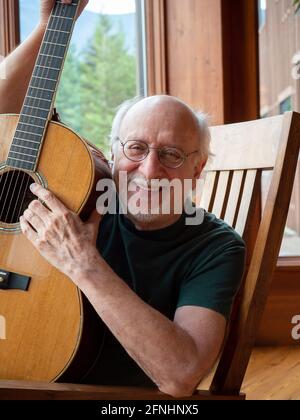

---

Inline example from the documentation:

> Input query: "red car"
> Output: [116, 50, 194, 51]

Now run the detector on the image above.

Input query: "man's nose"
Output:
[138, 149, 166, 179]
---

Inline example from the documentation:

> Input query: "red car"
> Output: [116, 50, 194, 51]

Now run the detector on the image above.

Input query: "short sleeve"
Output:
[176, 240, 246, 320]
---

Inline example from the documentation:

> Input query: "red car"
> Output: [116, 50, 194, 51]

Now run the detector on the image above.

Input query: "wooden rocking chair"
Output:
[0, 112, 300, 400]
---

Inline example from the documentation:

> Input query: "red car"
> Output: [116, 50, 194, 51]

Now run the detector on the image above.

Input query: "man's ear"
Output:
[194, 159, 207, 179]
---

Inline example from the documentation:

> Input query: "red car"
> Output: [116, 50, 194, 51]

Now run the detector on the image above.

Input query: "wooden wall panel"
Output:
[221, 0, 260, 123]
[0, 0, 20, 57]
[165, 0, 224, 124]
[257, 261, 300, 346]
[146, 0, 259, 125]
[145, 0, 167, 95]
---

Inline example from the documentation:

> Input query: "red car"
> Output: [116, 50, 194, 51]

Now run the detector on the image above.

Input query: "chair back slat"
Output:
[223, 170, 244, 227]
[200, 171, 218, 212]
[234, 170, 259, 236]
[211, 171, 231, 219]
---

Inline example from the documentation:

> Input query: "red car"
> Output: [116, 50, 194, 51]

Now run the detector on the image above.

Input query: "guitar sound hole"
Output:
[0, 170, 36, 225]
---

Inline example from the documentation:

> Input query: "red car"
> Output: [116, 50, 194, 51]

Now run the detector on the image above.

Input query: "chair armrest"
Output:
[0, 380, 245, 400]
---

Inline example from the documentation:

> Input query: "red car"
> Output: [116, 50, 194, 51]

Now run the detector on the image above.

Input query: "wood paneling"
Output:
[146, 0, 259, 125]
[165, 0, 224, 124]
[257, 265, 300, 346]
[0, 0, 19, 57]
[145, 0, 167, 95]
[221, 0, 260, 123]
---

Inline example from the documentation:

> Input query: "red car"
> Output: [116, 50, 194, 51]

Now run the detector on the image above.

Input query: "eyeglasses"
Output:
[117, 138, 199, 169]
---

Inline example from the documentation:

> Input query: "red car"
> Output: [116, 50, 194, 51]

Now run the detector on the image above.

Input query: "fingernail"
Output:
[30, 183, 37, 191]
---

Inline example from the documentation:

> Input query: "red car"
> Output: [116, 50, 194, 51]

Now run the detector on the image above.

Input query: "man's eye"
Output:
[163, 150, 182, 160]
[128, 143, 146, 152]
[130, 146, 143, 150]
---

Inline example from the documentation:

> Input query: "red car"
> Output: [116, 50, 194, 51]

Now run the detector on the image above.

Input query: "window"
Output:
[279, 96, 292, 114]
[19, 0, 146, 156]
[259, 0, 300, 257]
[258, 0, 267, 29]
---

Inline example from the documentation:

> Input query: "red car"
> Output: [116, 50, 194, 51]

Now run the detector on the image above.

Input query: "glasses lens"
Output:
[160, 147, 184, 168]
[124, 141, 148, 161]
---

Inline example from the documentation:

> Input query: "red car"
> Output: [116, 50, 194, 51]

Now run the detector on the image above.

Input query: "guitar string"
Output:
[13, 1, 70, 223]
[2, 1, 78, 224]
[2, 1, 68, 223]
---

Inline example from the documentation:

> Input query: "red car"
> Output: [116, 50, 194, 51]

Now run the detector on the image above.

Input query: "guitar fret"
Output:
[32, 75, 57, 82]
[7, 156, 35, 165]
[48, 19, 73, 33]
[47, 28, 69, 34]
[36, 64, 60, 71]
[40, 53, 63, 60]
[29, 85, 53, 93]
[19, 122, 45, 129]
[23, 104, 50, 113]
[14, 136, 40, 144]
[9, 150, 37, 160]
[11, 144, 39, 152]
[6, 159, 33, 171]
[45, 31, 69, 46]
[16, 129, 42, 138]
[51, 15, 73, 20]
[20, 113, 47, 121]
[44, 41, 67, 48]
[26, 95, 52, 102]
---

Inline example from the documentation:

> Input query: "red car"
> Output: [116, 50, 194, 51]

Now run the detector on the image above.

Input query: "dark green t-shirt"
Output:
[82, 205, 246, 387]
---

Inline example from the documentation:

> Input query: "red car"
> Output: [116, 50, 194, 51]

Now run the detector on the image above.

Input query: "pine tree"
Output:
[56, 44, 82, 133]
[79, 14, 136, 154]
[55, 14, 137, 156]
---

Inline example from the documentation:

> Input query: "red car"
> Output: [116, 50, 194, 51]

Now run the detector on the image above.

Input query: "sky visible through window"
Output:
[86, 0, 136, 15]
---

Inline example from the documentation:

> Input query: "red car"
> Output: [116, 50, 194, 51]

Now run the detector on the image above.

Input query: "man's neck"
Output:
[126, 213, 182, 232]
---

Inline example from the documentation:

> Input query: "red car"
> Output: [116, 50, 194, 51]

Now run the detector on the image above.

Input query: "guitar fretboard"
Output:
[7, 0, 80, 171]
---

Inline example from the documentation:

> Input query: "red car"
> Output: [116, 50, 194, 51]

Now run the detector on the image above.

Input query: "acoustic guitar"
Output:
[0, 0, 110, 382]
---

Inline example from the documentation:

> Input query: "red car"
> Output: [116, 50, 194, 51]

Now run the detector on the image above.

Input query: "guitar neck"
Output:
[7, 0, 80, 172]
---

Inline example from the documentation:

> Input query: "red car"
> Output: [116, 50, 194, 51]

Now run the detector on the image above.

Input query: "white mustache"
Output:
[129, 177, 169, 191]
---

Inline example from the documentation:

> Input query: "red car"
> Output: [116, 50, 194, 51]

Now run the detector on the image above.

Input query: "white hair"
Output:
[109, 96, 213, 162]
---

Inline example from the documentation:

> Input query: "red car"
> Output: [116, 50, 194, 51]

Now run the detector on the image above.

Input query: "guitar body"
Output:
[0, 114, 110, 382]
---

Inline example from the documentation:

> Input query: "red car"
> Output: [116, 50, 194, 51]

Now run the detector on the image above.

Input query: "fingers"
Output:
[29, 184, 67, 214]
[28, 199, 51, 220]
[23, 208, 46, 232]
[20, 216, 39, 243]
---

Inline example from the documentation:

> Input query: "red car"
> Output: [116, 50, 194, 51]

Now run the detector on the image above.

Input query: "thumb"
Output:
[87, 209, 103, 245]
[88, 208, 103, 226]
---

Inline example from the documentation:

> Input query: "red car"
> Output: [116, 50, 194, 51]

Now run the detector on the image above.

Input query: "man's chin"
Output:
[126, 209, 167, 226]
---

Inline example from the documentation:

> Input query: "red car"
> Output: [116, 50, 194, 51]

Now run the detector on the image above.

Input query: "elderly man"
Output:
[0, 0, 246, 398]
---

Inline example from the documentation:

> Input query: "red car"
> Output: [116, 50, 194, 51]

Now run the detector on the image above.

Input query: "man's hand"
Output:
[20, 183, 102, 282]
[40, 0, 89, 28]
